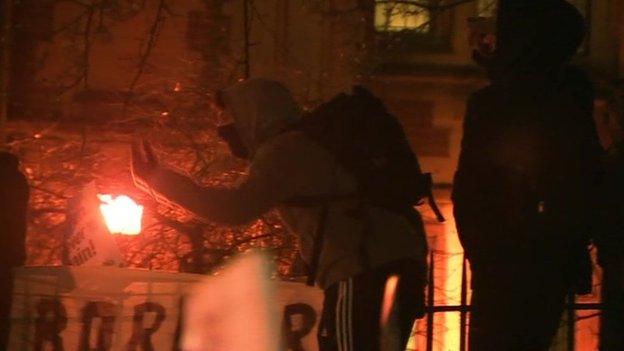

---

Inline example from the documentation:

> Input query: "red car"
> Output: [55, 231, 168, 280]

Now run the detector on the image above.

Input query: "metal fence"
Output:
[422, 252, 603, 351]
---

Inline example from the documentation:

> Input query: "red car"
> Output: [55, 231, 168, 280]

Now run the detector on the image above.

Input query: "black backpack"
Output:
[295, 86, 444, 218]
[288, 86, 444, 285]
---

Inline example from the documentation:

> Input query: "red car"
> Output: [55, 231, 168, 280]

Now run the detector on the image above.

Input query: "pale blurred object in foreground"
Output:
[181, 251, 280, 351]
[380, 275, 401, 351]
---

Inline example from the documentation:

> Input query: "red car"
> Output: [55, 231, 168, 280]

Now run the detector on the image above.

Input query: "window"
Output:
[476, 0, 496, 17]
[374, 1, 431, 33]
[373, 0, 454, 53]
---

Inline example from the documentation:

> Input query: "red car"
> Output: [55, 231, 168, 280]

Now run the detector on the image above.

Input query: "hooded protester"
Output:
[0, 152, 29, 349]
[131, 78, 428, 350]
[452, 1, 603, 350]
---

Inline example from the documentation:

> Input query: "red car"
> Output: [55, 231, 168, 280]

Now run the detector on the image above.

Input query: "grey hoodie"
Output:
[148, 78, 428, 288]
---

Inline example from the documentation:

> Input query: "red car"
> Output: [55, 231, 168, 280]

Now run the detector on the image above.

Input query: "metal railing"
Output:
[422, 252, 603, 351]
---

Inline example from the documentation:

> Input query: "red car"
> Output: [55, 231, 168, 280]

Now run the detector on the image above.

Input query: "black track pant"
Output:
[317, 260, 426, 351]
[599, 257, 624, 351]
[468, 260, 567, 351]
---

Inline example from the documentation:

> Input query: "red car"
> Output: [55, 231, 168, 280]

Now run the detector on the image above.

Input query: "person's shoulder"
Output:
[560, 65, 592, 86]
[467, 85, 499, 105]
[254, 130, 329, 167]
[559, 65, 595, 106]
[262, 130, 319, 153]
[464, 85, 506, 118]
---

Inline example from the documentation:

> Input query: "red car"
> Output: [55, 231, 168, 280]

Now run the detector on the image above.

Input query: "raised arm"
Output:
[131, 141, 297, 225]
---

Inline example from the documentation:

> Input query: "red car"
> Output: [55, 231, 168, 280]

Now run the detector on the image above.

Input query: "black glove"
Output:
[130, 141, 206, 214]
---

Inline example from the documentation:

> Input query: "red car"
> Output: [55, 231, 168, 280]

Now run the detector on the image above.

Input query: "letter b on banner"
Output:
[34, 298, 68, 351]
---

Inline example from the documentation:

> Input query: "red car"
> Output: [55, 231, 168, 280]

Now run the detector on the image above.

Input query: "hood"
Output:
[486, 0, 585, 80]
[221, 78, 301, 156]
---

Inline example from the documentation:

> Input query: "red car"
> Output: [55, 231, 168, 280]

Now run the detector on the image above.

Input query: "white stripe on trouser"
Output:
[348, 279, 353, 350]
[336, 282, 344, 351]
[336, 279, 353, 351]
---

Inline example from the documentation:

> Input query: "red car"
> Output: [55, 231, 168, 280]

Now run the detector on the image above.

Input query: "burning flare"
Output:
[97, 194, 144, 235]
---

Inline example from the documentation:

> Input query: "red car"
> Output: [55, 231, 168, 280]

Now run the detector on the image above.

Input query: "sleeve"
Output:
[568, 96, 605, 234]
[147, 141, 301, 225]
[2, 172, 29, 266]
[451, 92, 481, 207]
[451, 92, 491, 259]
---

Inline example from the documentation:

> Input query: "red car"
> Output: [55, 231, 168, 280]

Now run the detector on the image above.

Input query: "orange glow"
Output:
[407, 190, 467, 351]
[97, 194, 144, 235]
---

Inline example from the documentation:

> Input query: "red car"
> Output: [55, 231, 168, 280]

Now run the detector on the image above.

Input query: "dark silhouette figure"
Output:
[596, 84, 624, 351]
[452, 1, 603, 350]
[0, 152, 29, 349]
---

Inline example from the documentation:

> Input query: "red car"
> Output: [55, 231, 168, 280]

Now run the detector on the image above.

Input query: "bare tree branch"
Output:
[83, 6, 95, 89]
[52, 9, 89, 36]
[123, 0, 168, 111]
[30, 185, 71, 200]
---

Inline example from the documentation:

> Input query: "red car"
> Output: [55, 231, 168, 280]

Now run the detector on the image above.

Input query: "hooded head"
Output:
[0, 152, 19, 172]
[219, 79, 301, 158]
[477, 0, 585, 79]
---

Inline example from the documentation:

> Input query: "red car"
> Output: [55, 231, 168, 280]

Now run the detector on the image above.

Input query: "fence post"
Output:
[460, 255, 468, 351]
[426, 251, 435, 351]
[567, 291, 576, 351]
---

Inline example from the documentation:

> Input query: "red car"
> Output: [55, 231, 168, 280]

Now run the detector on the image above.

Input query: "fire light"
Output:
[97, 194, 144, 235]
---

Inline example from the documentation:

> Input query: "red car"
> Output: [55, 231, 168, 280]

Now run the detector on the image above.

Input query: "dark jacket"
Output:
[452, 0, 602, 290]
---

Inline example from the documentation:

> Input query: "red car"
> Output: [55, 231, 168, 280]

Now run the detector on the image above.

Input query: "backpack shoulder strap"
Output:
[306, 203, 329, 286]
[422, 173, 446, 222]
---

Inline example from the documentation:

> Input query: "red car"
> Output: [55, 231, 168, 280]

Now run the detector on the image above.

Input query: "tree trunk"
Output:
[618, 0, 624, 78]
[1, 0, 13, 126]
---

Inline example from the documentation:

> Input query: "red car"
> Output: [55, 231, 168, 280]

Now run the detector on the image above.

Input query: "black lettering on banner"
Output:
[281, 303, 317, 351]
[79, 301, 116, 351]
[126, 302, 166, 351]
[71, 240, 97, 265]
[34, 298, 68, 351]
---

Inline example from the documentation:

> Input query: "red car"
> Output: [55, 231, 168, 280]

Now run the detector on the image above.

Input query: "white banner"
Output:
[8, 266, 323, 351]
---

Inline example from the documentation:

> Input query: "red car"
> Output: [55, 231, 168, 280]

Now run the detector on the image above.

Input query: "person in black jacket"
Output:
[452, 1, 603, 349]
[0, 151, 29, 349]
[597, 83, 624, 351]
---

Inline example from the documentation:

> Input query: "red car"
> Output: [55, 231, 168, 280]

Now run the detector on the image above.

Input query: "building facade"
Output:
[1, 0, 623, 182]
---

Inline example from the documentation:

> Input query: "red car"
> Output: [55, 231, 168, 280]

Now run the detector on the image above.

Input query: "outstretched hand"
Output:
[131, 140, 160, 192]
[130, 140, 209, 217]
